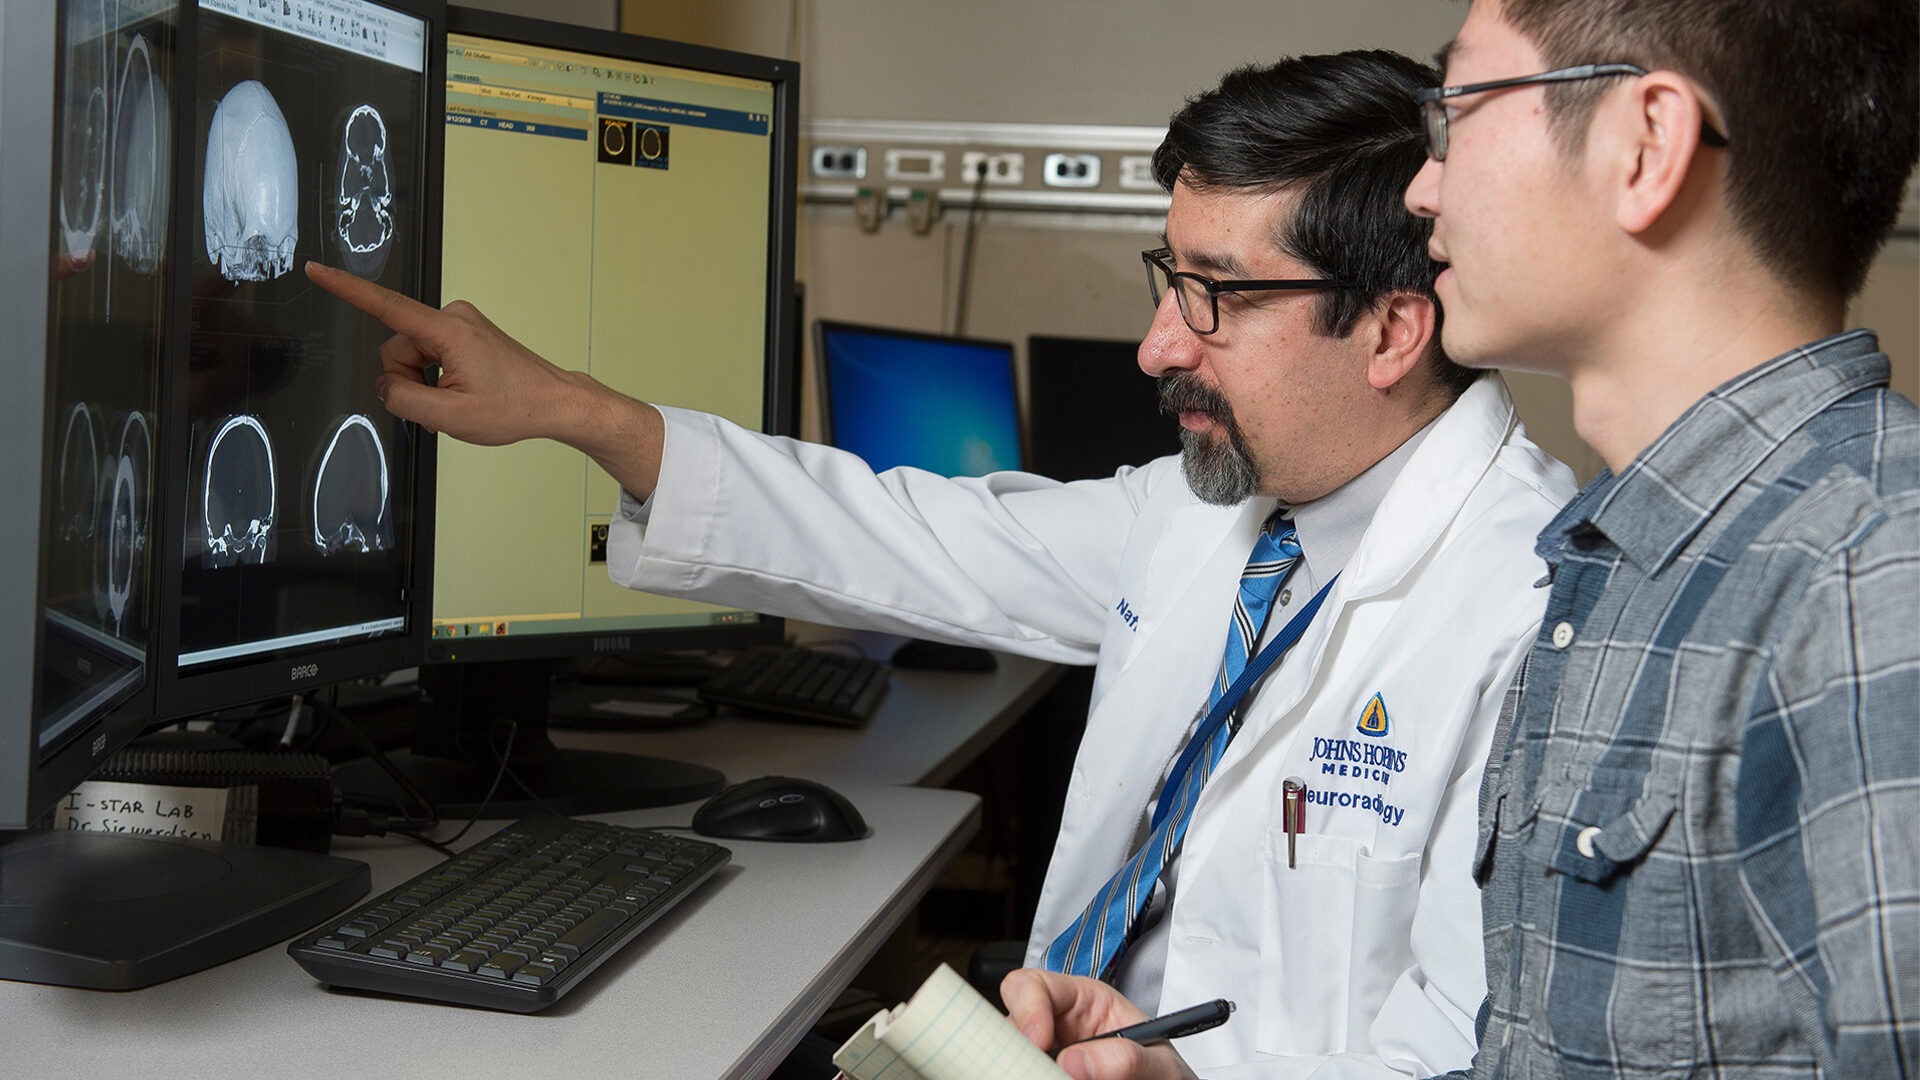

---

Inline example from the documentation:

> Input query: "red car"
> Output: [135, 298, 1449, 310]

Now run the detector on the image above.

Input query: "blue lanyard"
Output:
[1148, 574, 1340, 830]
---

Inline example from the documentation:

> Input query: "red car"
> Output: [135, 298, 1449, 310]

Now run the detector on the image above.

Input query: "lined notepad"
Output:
[832, 963, 1069, 1080]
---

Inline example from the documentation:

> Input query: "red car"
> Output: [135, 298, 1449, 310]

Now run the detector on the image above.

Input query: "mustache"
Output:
[1158, 372, 1231, 422]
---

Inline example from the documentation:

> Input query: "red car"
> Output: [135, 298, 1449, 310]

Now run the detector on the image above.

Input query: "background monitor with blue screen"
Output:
[816, 320, 1024, 477]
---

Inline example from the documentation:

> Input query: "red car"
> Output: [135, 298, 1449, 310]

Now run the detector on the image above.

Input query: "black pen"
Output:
[1055, 998, 1235, 1055]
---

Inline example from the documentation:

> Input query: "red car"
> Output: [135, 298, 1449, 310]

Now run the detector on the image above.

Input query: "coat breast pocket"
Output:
[1255, 832, 1422, 1058]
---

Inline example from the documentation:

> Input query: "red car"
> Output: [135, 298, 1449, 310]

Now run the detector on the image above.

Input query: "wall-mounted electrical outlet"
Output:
[1116, 154, 1158, 191]
[960, 150, 1024, 185]
[885, 148, 947, 183]
[1042, 152, 1101, 188]
[810, 146, 867, 179]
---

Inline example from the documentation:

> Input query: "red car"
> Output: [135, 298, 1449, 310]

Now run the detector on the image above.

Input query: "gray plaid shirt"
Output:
[1458, 331, 1919, 1078]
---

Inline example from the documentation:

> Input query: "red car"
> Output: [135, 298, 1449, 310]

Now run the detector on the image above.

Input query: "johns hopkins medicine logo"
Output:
[1302, 691, 1410, 827]
[1357, 692, 1389, 737]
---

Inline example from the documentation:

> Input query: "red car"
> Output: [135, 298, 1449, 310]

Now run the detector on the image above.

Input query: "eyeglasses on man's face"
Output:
[1414, 62, 1731, 161]
[1142, 247, 1349, 336]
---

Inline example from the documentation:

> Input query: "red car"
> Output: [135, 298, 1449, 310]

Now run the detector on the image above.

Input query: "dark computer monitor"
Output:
[1, 0, 442, 991]
[1026, 334, 1178, 481]
[330, 8, 799, 818]
[815, 320, 1024, 476]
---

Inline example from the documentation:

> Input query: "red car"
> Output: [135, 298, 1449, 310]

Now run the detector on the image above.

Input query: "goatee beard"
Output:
[1159, 372, 1259, 506]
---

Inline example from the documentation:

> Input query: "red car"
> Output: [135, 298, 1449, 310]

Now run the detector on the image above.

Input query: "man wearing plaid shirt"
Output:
[1401, 0, 1919, 1076]
[1005, 2, 1913, 1075]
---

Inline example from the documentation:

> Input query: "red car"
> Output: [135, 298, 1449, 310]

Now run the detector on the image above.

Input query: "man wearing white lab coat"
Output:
[308, 51, 1573, 1080]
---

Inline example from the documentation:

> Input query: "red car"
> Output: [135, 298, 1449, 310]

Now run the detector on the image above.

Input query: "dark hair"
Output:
[1153, 51, 1478, 398]
[1497, 0, 1919, 301]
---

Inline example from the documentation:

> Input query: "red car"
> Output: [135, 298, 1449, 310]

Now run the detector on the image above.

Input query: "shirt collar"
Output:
[1543, 330, 1890, 574]
[1285, 417, 1435, 579]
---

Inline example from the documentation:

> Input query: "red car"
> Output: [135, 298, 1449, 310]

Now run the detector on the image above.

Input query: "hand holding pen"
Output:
[1055, 998, 1235, 1055]
[1001, 967, 1219, 1080]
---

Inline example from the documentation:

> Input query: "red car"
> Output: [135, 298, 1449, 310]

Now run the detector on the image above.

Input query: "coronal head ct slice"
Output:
[103, 412, 153, 632]
[202, 414, 278, 568]
[310, 414, 391, 555]
[58, 2, 110, 265]
[335, 105, 395, 278]
[104, 454, 139, 631]
[111, 34, 171, 275]
[57, 402, 104, 542]
[204, 80, 299, 283]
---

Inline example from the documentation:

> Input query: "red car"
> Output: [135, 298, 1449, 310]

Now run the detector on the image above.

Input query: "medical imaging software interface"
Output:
[821, 326, 1025, 478]
[176, 0, 426, 669]
[36, 0, 175, 756]
[432, 34, 777, 644]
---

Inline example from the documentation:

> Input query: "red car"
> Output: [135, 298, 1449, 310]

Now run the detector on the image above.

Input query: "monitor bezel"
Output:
[813, 318, 1027, 474]
[149, 0, 448, 721]
[419, 5, 800, 669]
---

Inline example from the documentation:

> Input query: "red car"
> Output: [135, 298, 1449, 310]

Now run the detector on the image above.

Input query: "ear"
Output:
[1604, 71, 1714, 235]
[1364, 291, 1437, 392]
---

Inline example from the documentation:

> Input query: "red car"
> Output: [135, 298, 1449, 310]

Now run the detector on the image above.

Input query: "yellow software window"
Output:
[435, 34, 775, 638]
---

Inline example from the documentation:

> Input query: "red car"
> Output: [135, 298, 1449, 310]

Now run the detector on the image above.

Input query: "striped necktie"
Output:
[1045, 511, 1302, 979]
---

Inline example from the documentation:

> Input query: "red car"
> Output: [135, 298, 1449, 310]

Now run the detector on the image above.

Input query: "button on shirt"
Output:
[1460, 332, 1920, 1078]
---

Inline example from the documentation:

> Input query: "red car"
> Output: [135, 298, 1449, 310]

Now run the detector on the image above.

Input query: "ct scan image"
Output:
[199, 414, 278, 569]
[308, 413, 391, 555]
[110, 32, 170, 275]
[334, 104, 396, 278]
[101, 411, 152, 634]
[57, 0, 110, 270]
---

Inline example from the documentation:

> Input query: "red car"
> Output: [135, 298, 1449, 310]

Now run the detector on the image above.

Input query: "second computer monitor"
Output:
[429, 10, 794, 666]
[1026, 334, 1178, 481]
[815, 320, 1024, 477]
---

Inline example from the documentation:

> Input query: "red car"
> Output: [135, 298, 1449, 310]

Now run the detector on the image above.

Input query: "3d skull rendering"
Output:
[203, 80, 299, 283]
[335, 105, 395, 278]
[310, 414, 391, 555]
[110, 34, 170, 275]
[202, 414, 278, 568]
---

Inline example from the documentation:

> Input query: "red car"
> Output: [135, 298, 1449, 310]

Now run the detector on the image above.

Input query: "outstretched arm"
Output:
[304, 260, 669, 499]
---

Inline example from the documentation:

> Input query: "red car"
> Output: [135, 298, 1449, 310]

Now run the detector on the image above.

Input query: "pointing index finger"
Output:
[305, 260, 442, 339]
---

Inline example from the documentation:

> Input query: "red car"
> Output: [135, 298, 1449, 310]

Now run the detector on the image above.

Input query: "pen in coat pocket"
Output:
[1282, 776, 1306, 868]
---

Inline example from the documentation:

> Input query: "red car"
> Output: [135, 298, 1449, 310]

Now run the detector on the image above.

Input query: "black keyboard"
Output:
[287, 815, 729, 1012]
[699, 645, 890, 727]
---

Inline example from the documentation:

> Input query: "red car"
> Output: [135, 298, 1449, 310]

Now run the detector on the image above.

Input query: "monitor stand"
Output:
[0, 829, 368, 990]
[330, 659, 726, 819]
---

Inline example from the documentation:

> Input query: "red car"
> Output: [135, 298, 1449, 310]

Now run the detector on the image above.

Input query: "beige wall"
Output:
[625, 0, 1919, 482]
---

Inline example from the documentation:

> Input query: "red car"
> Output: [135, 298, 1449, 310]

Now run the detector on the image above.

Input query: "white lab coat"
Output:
[607, 375, 1575, 1078]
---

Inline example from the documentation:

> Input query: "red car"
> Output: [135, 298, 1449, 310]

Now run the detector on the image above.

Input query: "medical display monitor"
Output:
[816, 320, 1025, 477]
[2, 0, 173, 830]
[152, 0, 440, 718]
[427, 9, 796, 666]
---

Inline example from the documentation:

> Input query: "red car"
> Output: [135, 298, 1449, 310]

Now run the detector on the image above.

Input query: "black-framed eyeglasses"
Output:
[1142, 248, 1348, 336]
[1414, 62, 1730, 161]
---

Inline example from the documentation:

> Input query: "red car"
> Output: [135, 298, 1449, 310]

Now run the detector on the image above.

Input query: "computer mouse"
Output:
[691, 775, 870, 842]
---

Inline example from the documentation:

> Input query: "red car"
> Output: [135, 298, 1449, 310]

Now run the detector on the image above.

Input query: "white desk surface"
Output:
[555, 643, 1066, 789]
[8, 783, 980, 1080]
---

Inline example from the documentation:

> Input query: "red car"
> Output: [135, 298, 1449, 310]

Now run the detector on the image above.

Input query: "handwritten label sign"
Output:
[55, 781, 229, 842]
